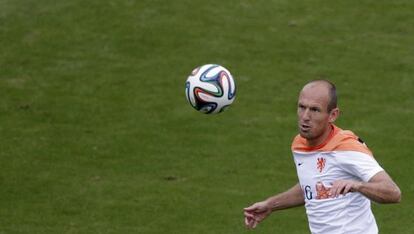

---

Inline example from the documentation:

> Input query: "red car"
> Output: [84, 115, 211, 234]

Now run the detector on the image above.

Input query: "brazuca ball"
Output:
[185, 64, 236, 114]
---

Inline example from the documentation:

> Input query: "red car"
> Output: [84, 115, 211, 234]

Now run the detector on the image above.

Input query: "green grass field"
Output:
[1, 0, 414, 233]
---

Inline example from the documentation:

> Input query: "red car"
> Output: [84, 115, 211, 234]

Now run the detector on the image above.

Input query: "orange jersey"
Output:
[292, 124, 383, 234]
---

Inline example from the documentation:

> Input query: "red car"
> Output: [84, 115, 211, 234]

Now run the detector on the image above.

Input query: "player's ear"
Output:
[329, 108, 339, 123]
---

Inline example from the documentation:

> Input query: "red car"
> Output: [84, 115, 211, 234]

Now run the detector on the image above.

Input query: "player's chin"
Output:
[299, 130, 312, 139]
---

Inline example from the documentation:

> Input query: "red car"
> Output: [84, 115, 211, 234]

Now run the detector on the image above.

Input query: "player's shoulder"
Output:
[331, 127, 373, 156]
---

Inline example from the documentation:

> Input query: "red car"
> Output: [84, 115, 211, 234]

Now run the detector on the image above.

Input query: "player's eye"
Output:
[310, 107, 320, 112]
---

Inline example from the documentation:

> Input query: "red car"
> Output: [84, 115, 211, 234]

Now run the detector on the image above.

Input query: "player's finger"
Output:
[338, 186, 346, 196]
[244, 217, 250, 227]
[252, 219, 258, 229]
[335, 182, 344, 194]
[246, 217, 255, 229]
[336, 182, 350, 197]
[243, 204, 257, 212]
[330, 183, 341, 197]
[339, 183, 348, 196]
[343, 184, 352, 194]
[244, 211, 254, 218]
[329, 184, 337, 197]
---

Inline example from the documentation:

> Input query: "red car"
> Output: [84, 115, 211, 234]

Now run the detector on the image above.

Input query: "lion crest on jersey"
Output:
[317, 157, 326, 173]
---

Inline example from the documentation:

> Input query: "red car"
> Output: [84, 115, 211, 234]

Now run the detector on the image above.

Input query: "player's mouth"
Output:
[300, 124, 311, 132]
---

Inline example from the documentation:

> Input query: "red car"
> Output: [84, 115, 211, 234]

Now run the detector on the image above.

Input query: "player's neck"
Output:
[307, 124, 335, 148]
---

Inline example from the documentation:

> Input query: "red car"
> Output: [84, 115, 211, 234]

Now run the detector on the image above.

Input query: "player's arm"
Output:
[263, 183, 305, 211]
[244, 183, 304, 229]
[354, 171, 401, 203]
[330, 171, 401, 203]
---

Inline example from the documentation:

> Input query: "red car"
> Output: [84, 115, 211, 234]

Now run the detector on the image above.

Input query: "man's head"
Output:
[297, 80, 339, 147]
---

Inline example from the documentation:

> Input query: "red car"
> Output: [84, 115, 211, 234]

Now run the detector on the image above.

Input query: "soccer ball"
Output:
[185, 64, 236, 114]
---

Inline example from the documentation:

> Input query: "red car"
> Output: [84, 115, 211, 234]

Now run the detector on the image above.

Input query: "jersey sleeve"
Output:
[335, 151, 384, 182]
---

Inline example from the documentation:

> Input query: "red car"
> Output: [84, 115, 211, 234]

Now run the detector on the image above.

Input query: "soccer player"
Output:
[243, 80, 401, 234]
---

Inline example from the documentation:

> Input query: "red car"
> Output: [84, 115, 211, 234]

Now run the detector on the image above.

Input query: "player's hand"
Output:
[243, 201, 272, 229]
[329, 180, 362, 198]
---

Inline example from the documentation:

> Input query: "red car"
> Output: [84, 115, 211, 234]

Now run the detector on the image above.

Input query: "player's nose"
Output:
[301, 109, 311, 121]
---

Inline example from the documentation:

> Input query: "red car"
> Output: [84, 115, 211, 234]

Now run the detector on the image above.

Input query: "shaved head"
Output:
[302, 80, 337, 112]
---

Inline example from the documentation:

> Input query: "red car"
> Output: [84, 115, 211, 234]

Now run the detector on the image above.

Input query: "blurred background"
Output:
[1, 0, 413, 233]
